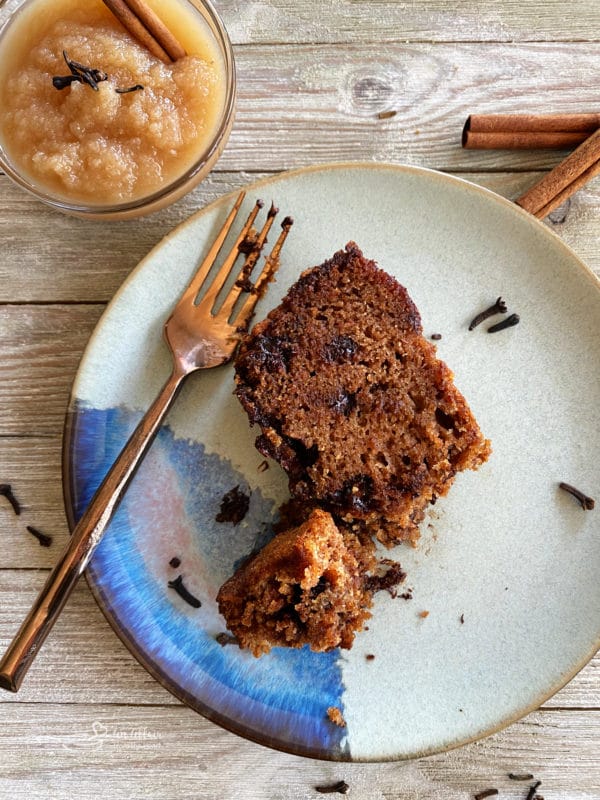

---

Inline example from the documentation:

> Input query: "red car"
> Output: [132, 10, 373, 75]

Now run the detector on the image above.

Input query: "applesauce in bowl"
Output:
[0, 0, 235, 218]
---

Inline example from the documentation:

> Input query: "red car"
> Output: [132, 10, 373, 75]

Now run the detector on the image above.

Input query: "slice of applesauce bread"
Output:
[234, 242, 491, 547]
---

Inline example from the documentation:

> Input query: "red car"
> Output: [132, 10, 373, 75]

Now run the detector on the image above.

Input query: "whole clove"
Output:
[474, 790, 498, 800]
[487, 313, 520, 333]
[431, 333, 442, 340]
[64, 53, 107, 83]
[468, 297, 507, 330]
[508, 773, 535, 781]
[559, 482, 595, 510]
[315, 780, 350, 795]
[168, 575, 201, 608]
[26, 525, 52, 547]
[53, 51, 108, 91]
[525, 781, 542, 800]
[52, 75, 81, 90]
[0, 484, 21, 516]
[115, 84, 144, 94]
[169, 557, 181, 568]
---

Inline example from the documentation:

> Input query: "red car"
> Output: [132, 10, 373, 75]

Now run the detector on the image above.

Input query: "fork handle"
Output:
[0, 367, 185, 692]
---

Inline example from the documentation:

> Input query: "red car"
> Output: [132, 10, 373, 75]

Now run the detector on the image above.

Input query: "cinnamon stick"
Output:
[515, 126, 600, 218]
[463, 113, 600, 150]
[102, 0, 185, 63]
[123, 0, 186, 61]
[464, 130, 588, 150]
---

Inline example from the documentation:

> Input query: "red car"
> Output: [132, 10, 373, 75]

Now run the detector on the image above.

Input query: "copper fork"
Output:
[0, 192, 293, 692]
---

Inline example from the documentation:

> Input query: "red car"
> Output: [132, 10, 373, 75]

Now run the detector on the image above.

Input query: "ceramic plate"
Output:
[63, 163, 600, 762]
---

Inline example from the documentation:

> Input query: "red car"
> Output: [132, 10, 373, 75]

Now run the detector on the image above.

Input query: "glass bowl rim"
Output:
[0, 0, 236, 217]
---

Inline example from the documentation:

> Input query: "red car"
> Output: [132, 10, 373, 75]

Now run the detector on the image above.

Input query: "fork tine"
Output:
[198, 199, 266, 310]
[217, 202, 280, 320]
[230, 215, 294, 332]
[199, 199, 276, 315]
[180, 190, 246, 306]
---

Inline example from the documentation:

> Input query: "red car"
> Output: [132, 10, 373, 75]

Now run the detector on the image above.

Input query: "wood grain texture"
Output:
[0, 172, 253, 303]
[0, 305, 104, 436]
[1, 170, 599, 303]
[0, 704, 598, 799]
[223, 42, 600, 172]
[0, 437, 68, 565]
[209, 42, 600, 173]
[218, 0, 600, 45]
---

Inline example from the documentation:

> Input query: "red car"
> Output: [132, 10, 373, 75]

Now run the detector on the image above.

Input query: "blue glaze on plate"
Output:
[66, 402, 348, 757]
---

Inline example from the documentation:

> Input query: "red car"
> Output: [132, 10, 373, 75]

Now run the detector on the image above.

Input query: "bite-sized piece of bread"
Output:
[235, 243, 491, 545]
[216, 509, 376, 656]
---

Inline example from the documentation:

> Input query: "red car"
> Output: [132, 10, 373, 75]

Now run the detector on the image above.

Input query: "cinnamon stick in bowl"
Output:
[463, 113, 600, 150]
[102, 0, 186, 62]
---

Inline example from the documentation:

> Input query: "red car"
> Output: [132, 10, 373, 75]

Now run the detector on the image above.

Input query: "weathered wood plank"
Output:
[0, 171, 255, 303]
[218, 1, 600, 45]
[1, 169, 599, 303]
[0, 304, 104, 436]
[0, 704, 598, 799]
[0, 437, 72, 566]
[223, 42, 600, 173]
[0, 569, 597, 707]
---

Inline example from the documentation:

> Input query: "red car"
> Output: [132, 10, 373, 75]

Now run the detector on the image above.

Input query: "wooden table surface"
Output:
[1, 2, 599, 798]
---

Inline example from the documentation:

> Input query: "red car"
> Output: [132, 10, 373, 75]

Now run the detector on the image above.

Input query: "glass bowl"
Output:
[0, 0, 235, 220]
